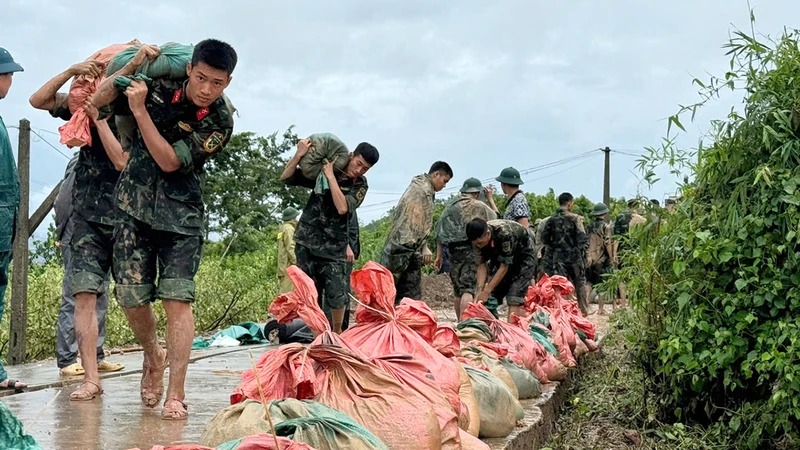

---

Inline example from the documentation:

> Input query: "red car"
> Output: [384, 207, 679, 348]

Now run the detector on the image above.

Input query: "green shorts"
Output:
[296, 244, 349, 310]
[69, 215, 114, 296]
[113, 217, 203, 308]
[447, 242, 477, 297]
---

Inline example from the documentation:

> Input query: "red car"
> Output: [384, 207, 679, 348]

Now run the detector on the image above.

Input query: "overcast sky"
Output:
[1, 0, 793, 238]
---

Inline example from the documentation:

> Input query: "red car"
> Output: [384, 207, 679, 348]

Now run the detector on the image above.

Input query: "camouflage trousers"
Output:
[447, 242, 477, 297]
[381, 250, 423, 305]
[296, 244, 350, 310]
[113, 216, 203, 308]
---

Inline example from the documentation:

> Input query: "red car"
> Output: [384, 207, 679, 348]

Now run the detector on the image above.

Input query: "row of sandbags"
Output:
[156, 264, 599, 449]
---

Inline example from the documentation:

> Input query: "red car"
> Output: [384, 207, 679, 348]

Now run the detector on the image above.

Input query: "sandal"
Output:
[69, 380, 103, 401]
[97, 360, 125, 372]
[59, 362, 85, 377]
[161, 397, 188, 421]
[0, 379, 26, 393]
[140, 348, 168, 408]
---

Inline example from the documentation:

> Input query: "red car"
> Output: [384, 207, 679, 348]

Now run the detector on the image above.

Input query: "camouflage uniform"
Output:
[380, 174, 435, 303]
[286, 170, 368, 311]
[477, 219, 537, 306]
[585, 217, 613, 285]
[112, 79, 234, 307]
[436, 194, 496, 297]
[541, 207, 589, 310]
[50, 94, 121, 297]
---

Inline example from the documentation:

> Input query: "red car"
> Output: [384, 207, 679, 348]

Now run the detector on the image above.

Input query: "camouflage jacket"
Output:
[436, 194, 497, 245]
[115, 79, 234, 236]
[51, 93, 122, 225]
[541, 207, 588, 264]
[382, 174, 435, 256]
[586, 217, 612, 266]
[287, 170, 368, 261]
[477, 219, 535, 267]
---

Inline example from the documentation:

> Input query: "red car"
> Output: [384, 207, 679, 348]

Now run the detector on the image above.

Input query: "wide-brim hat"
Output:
[591, 203, 609, 216]
[282, 207, 300, 221]
[0, 48, 23, 74]
[495, 167, 524, 185]
[460, 177, 483, 193]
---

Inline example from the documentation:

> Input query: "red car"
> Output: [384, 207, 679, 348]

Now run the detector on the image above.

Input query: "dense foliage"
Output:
[612, 22, 800, 449]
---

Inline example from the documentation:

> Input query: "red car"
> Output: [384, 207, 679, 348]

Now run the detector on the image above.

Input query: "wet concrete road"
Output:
[1, 345, 274, 450]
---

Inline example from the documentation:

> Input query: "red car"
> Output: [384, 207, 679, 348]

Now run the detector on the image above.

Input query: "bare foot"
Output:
[140, 348, 168, 408]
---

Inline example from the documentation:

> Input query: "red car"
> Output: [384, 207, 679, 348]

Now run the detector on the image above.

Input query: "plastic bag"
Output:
[0, 402, 41, 450]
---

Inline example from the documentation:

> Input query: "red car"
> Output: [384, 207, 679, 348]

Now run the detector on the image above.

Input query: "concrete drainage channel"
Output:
[484, 338, 604, 450]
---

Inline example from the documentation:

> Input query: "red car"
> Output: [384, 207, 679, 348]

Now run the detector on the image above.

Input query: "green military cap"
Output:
[282, 207, 300, 221]
[460, 177, 483, 193]
[0, 47, 23, 74]
[591, 203, 609, 216]
[495, 167, 524, 185]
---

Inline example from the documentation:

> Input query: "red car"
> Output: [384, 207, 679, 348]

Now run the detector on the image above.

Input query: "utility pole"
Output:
[9, 119, 30, 365]
[602, 146, 611, 206]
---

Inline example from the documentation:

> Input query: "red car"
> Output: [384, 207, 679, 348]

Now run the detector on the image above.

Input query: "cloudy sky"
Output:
[1, 0, 793, 237]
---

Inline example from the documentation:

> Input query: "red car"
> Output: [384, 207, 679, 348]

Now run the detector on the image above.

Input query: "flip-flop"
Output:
[69, 380, 103, 402]
[161, 398, 188, 421]
[0, 379, 26, 393]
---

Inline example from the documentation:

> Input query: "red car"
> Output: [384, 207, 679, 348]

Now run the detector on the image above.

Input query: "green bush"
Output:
[612, 22, 800, 449]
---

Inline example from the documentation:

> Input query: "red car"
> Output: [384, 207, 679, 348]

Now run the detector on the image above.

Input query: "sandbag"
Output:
[527, 322, 559, 356]
[458, 345, 518, 399]
[573, 337, 589, 359]
[499, 358, 542, 399]
[432, 324, 460, 357]
[456, 318, 494, 343]
[148, 436, 316, 450]
[464, 366, 523, 438]
[106, 42, 194, 79]
[311, 345, 442, 450]
[297, 133, 349, 180]
[455, 362, 480, 437]
[58, 42, 135, 148]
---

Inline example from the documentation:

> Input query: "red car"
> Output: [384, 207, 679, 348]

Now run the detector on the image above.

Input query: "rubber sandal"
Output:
[59, 362, 85, 377]
[161, 398, 188, 421]
[97, 360, 125, 372]
[140, 349, 168, 408]
[0, 379, 26, 393]
[69, 380, 103, 402]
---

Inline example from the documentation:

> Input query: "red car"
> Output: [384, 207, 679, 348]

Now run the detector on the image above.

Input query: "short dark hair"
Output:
[466, 218, 488, 241]
[429, 161, 453, 178]
[627, 199, 639, 208]
[192, 39, 238, 75]
[558, 192, 573, 206]
[354, 142, 379, 166]
[650, 198, 660, 206]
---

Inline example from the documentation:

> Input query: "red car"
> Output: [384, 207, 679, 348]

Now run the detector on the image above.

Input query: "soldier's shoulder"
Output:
[209, 94, 235, 128]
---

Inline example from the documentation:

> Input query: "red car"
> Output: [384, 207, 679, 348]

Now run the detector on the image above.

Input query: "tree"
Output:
[203, 127, 308, 240]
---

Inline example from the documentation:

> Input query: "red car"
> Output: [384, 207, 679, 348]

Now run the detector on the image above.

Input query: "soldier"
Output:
[612, 199, 647, 305]
[281, 140, 379, 334]
[0, 47, 27, 392]
[93, 39, 237, 420]
[30, 59, 130, 397]
[467, 218, 537, 322]
[434, 177, 497, 319]
[585, 203, 615, 315]
[493, 167, 531, 227]
[276, 207, 300, 294]
[381, 161, 452, 304]
[541, 192, 590, 315]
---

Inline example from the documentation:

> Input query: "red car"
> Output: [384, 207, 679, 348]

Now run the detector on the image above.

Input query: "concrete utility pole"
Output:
[602, 146, 611, 206]
[9, 119, 30, 365]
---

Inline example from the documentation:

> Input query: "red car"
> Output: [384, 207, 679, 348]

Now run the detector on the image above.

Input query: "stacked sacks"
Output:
[144, 435, 314, 450]
[523, 275, 599, 365]
[462, 302, 566, 383]
[231, 266, 459, 450]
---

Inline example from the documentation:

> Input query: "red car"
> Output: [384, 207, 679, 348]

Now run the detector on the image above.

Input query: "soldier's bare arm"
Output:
[125, 80, 182, 172]
[83, 99, 128, 171]
[29, 61, 104, 111]
[93, 45, 160, 109]
[280, 139, 311, 181]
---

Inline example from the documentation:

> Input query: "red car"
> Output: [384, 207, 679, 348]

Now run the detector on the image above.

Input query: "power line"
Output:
[29, 129, 72, 161]
[610, 149, 642, 157]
